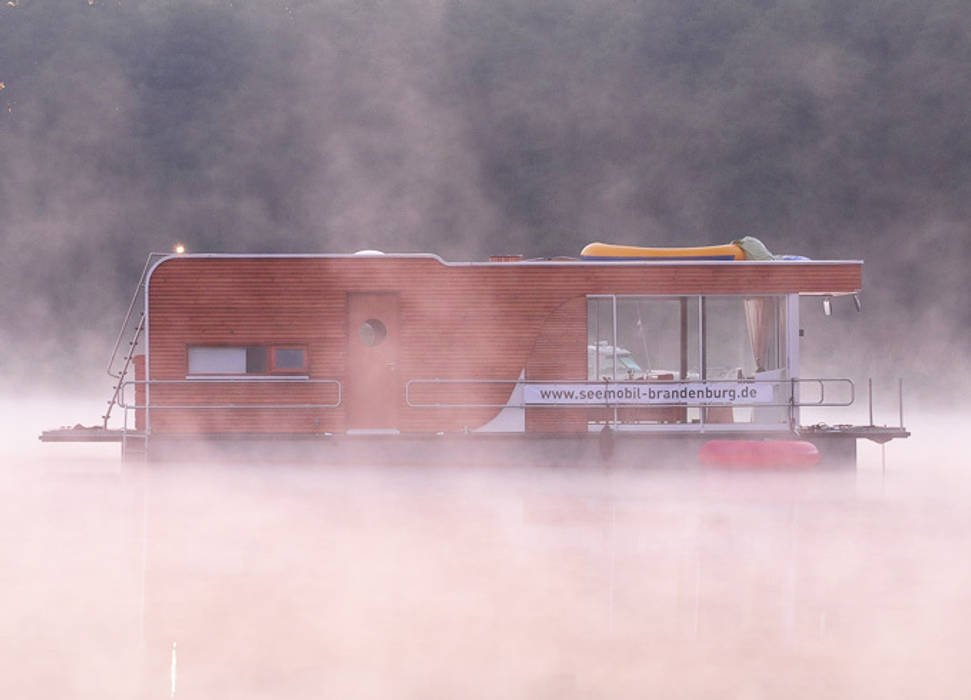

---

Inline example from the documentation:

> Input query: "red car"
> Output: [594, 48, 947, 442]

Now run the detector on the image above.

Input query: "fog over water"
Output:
[3, 399, 969, 698]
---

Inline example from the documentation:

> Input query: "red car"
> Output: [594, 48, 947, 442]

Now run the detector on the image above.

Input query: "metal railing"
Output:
[867, 377, 907, 429]
[117, 378, 342, 433]
[118, 378, 342, 410]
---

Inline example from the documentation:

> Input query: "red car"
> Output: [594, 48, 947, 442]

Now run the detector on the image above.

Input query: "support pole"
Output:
[898, 378, 904, 428]
[868, 378, 874, 427]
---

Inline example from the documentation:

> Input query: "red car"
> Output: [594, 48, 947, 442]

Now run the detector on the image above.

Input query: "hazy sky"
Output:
[1, 0, 968, 395]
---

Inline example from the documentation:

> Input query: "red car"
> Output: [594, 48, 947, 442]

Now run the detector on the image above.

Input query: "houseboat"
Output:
[41, 239, 909, 465]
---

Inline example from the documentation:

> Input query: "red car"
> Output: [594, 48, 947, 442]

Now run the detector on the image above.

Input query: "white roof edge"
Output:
[147, 252, 863, 267]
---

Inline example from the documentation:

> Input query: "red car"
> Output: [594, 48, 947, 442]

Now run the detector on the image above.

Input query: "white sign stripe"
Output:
[523, 382, 777, 405]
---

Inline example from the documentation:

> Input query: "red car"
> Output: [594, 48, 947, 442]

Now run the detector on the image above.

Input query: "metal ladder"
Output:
[102, 253, 166, 439]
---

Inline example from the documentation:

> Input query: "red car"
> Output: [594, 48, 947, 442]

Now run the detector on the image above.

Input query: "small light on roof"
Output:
[174, 244, 186, 255]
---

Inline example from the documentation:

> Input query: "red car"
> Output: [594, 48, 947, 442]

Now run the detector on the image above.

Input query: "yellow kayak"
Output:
[580, 241, 745, 260]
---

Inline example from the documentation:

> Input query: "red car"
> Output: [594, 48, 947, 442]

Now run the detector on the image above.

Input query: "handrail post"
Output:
[789, 377, 796, 431]
[898, 378, 904, 428]
[868, 378, 874, 426]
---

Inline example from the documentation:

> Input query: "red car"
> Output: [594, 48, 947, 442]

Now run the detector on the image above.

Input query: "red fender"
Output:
[698, 440, 820, 468]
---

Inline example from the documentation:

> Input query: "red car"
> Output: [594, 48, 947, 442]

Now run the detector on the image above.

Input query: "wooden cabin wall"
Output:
[146, 258, 571, 435]
[147, 259, 344, 435]
[524, 297, 588, 433]
[145, 257, 861, 436]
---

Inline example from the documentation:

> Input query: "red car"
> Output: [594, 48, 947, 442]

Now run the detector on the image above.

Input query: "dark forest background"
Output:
[1, 0, 969, 401]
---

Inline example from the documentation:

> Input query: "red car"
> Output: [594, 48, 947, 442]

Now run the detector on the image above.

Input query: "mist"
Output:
[3, 400, 970, 698]
[1, 0, 970, 395]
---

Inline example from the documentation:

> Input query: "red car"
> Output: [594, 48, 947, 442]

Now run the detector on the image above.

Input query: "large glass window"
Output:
[587, 297, 699, 381]
[587, 295, 787, 425]
[704, 296, 785, 379]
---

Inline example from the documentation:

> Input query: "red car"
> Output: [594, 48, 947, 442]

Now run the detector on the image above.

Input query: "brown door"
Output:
[346, 293, 400, 431]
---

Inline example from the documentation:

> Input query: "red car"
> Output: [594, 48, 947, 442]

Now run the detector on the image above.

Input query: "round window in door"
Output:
[359, 318, 388, 346]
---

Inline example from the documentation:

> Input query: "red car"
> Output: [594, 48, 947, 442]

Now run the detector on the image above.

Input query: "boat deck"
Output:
[39, 427, 128, 443]
[38, 424, 908, 468]
[799, 423, 911, 445]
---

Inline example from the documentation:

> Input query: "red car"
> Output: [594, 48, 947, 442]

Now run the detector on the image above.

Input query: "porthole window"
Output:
[359, 319, 387, 346]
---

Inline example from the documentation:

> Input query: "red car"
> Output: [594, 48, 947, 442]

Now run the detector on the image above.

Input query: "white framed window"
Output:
[187, 345, 308, 376]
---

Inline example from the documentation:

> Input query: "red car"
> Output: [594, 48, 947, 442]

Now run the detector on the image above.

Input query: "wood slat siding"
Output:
[524, 297, 588, 433]
[146, 256, 862, 435]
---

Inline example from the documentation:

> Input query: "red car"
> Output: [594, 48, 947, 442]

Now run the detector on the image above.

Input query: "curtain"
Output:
[744, 297, 778, 372]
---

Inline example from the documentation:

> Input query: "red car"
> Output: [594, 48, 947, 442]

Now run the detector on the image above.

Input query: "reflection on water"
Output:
[2, 400, 970, 699]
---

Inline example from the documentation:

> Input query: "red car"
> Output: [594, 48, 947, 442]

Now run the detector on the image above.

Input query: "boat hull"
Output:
[128, 431, 857, 468]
